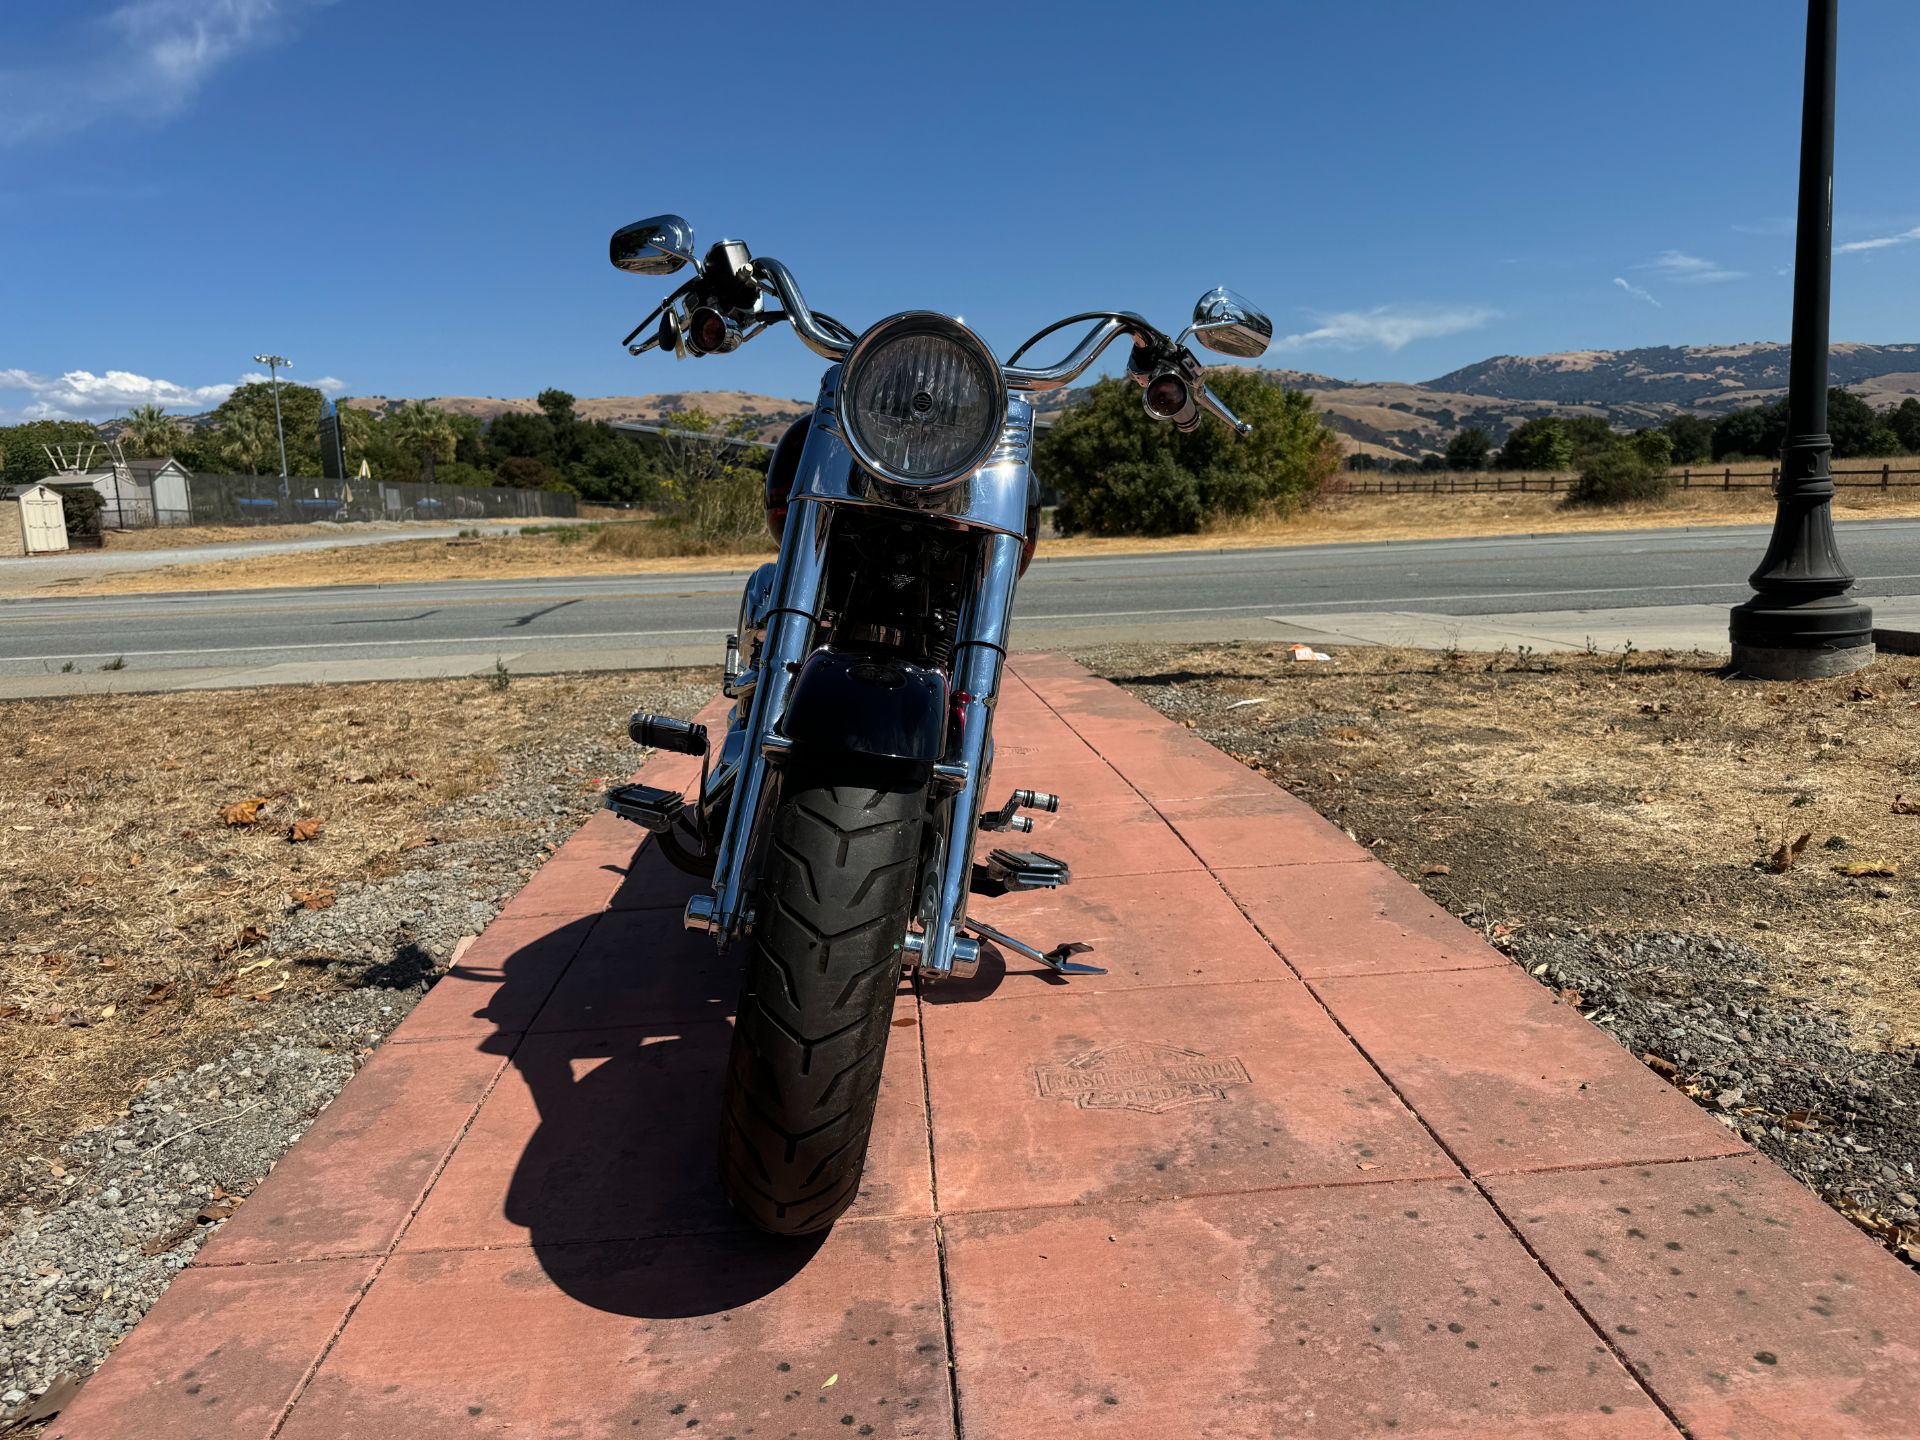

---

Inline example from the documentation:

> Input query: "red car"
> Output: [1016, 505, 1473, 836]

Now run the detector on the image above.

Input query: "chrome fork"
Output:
[684, 496, 831, 942]
[904, 530, 1023, 980]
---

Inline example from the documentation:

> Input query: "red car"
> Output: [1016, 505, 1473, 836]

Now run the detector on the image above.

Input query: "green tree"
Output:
[1664, 413, 1714, 465]
[0, 419, 101, 483]
[536, 388, 578, 427]
[1038, 372, 1341, 535]
[121, 404, 179, 458]
[1712, 389, 1900, 461]
[220, 411, 278, 475]
[1445, 426, 1491, 471]
[208, 382, 324, 475]
[1494, 417, 1575, 471]
[1887, 398, 1920, 454]
[390, 400, 457, 484]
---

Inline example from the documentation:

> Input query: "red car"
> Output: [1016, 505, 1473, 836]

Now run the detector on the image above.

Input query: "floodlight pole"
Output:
[254, 353, 291, 483]
[1727, 0, 1873, 678]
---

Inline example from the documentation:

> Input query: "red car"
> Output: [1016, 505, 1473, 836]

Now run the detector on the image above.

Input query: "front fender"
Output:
[782, 651, 948, 764]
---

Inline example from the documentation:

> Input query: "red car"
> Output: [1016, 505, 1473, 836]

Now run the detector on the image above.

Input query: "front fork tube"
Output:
[909, 531, 1024, 978]
[685, 496, 831, 942]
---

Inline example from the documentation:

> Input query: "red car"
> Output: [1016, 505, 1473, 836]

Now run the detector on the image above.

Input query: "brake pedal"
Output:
[985, 848, 1071, 892]
[604, 782, 686, 833]
[628, 713, 709, 756]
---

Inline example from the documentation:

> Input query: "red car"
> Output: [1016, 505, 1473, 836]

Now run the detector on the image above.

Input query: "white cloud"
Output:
[1639, 250, 1744, 284]
[0, 1, 335, 145]
[0, 367, 345, 421]
[1836, 225, 1920, 254]
[1272, 304, 1497, 352]
[1612, 276, 1661, 308]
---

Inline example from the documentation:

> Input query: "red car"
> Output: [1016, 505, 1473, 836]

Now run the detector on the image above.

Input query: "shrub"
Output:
[58, 485, 104, 537]
[1566, 429, 1673, 506]
[1039, 372, 1341, 536]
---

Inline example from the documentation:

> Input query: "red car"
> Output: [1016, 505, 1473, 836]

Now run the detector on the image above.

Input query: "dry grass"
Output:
[26, 487, 1920, 597]
[0, 670, 705, 1206]
[1083, 641, 1920, 1047]
[97, 519, 524, 553]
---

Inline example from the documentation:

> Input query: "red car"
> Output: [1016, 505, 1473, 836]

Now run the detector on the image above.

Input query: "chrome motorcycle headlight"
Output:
[840, 313, 1005, 487]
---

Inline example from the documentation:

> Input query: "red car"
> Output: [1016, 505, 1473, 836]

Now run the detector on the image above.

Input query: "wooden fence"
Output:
[1339, 462, 1920, 496]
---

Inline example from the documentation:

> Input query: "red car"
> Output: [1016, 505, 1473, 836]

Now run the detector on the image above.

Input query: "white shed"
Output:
[0, 483, 70, 555]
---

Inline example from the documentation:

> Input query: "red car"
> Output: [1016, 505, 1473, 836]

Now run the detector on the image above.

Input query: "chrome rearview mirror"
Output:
[1188, 287, 1273, 359]
[610, 214, 697, 276]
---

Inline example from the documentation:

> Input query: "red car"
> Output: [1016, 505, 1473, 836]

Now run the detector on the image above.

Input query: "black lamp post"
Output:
[1728, 0, 1873, 678]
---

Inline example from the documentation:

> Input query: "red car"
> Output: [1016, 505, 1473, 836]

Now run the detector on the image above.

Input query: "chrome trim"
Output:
[913, 530, 1023, 977]
[683, 893, 719, 934]
[1185, 286, 1274, 359]
[752, 257, 854, 361]
[704, 490, 833, 940]
[903, 929, 980, 981]
[798, 368, 1035, 538]
[1002, 316, 1137, 392]
[839, 312, 1006, 488]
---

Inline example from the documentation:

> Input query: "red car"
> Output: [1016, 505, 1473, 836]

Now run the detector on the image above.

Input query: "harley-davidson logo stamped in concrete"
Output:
[1035, 1042, 1251, 1114]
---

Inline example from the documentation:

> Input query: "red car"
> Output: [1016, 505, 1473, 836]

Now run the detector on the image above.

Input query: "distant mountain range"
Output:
[112, 343, 1920, 462]
[1265, 342, 1920, 460]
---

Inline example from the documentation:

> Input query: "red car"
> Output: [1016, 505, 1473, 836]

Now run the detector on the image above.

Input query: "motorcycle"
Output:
[601, 214, 1273, 1234]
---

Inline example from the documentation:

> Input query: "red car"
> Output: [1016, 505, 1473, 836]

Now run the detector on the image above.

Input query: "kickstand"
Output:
[965, 919, 1106, 976]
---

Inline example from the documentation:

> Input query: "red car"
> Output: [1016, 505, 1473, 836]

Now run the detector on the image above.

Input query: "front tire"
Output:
[720, 760, 927, 1234]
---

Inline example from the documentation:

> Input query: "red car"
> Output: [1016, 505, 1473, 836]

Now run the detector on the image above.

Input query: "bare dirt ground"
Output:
[0, 670, 705, 1214]
[26, 487, 1920, 598]
[1078, 639, 1920, 1269]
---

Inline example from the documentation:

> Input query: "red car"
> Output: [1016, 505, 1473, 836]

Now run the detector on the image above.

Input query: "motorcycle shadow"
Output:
[469, 855, 826, 1320]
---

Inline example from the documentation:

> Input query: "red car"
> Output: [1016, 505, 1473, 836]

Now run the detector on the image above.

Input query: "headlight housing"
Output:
[840, 312, 1005, 487]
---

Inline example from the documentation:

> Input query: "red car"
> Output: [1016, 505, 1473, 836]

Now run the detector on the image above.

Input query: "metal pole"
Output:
[254, 354, 291, 484]
[1727, 0, 1873, 678]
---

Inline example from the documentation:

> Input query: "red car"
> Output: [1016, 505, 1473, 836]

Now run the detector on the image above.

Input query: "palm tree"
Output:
[220, 412, 276, 475]
[123, 403, 178, 458]
[390, 400, 456, 485]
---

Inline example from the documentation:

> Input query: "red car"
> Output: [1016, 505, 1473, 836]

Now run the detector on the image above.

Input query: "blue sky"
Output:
[3, 0, 1918, 421]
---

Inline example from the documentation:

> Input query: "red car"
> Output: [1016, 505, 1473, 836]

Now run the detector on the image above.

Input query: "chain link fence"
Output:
[105, 473, 576, 529]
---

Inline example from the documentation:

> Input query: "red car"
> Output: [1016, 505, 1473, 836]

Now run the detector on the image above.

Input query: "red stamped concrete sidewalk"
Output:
[50, 656, 1920, 1440]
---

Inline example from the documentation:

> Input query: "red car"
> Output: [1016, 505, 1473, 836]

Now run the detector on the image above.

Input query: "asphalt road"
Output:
[3, 518, 1917, 690]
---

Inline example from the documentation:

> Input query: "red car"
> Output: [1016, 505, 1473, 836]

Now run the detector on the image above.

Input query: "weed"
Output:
[60, 661, 74, 673]
[489, 657, 511, 692]
[1612, 640, 1638, 673]
[100, 655, 126, 672]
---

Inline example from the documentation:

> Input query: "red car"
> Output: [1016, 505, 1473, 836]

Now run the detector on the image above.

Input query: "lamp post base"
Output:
[1729, 640, 1875, 680]
[1728, 593, 1874, 679]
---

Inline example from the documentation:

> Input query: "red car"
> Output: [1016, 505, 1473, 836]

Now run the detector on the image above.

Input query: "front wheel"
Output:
[720, 760, 927, 1234]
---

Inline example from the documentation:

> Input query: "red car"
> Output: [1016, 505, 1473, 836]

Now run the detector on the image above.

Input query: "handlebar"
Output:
[635, 250, 1249, 434]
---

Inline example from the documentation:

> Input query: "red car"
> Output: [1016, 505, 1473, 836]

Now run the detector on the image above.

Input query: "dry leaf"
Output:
[125, 852, 141, 868]
[248, 981, 286, 1002]
[822, 1374, 838, 1389]
[291, 885, 337, 911]
[1642, 1053, 1679, 1080]
[1356, 1160, 1381, 1171]
[235, 956, 276, 976]
[1556, 987, 1584, 1007]
[140, 982, 176, 1005]
[1892, 796, 1920, 816]
[1838, 860, 1899, 878]
[196, 1200, 236, 1223]
[219, 797, 268, 826]
[98, 1004, 115, 1020]
[235, 925, 267, 949]
[287, 818, 325, 844]
[1766, 832, 1813, 873]
[1421, 863, 1451, 877]
[158, 757, 183, 771]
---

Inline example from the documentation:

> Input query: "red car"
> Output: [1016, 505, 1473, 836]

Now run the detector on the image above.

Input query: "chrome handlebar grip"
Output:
[1197, 382, 1252, 437]
[752, 257, 853, 361]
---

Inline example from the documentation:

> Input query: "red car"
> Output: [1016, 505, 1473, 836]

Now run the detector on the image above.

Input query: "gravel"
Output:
[0, 684, 706, 1422]
[1504, 925, 1920, 1259]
